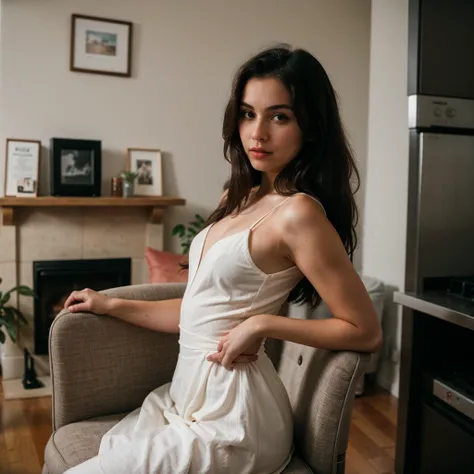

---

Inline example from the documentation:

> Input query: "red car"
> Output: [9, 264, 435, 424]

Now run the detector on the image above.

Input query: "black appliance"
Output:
[418, 371, 474, 474]
[408, 0, 474, 100]
[447, 276, 474, 303]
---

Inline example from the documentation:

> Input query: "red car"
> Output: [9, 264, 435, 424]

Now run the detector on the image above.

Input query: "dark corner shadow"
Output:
[39, 144, 50, 196]
[382, 283, 402, 342]
[379, 283, 402, 384]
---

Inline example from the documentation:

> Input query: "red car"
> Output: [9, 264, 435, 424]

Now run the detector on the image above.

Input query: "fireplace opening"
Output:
[32, 258, 131, 355]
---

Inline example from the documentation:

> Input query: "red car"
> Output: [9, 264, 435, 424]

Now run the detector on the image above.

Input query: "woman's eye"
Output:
[273, 113, 289, 122]
[240, 110, 254, 120]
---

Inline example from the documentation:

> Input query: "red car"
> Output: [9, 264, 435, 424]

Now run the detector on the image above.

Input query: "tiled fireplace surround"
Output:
[0, 207, 163, 379]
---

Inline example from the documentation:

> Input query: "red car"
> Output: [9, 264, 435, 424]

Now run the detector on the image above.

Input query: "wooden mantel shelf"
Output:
[0, 196, 186, 225]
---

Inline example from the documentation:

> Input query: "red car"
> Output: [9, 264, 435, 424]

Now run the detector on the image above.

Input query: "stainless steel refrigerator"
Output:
[406, 96, 474, 294]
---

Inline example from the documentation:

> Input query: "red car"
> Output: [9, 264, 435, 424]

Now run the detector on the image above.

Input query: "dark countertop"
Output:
[394, 291, 474, 332]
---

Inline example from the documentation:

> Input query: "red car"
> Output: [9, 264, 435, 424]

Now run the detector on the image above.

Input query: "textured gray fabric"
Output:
[44, 413, 127, 474]
[45, 283, 367, 474]
[49, 283, 186, 430]
[283, 455, 313, 473]
[278, 342, 368, 474]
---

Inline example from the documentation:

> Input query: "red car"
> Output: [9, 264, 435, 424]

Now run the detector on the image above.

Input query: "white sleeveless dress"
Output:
[67, 194, 324, 474]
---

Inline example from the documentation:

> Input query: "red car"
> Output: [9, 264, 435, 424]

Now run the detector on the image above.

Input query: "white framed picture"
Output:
[70, 14, 133, 77]
[4, 138, 41, 197]
[127, 148, 163, 196]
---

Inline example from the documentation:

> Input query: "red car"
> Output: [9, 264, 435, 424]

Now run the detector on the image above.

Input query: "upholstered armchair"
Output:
[43, 283, 368, 474]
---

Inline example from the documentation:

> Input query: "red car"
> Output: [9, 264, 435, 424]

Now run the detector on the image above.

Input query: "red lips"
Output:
[249, 147, 270, 153]
[249, 147, 272, 159]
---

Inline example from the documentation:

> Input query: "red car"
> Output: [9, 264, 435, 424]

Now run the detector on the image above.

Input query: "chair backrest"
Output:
[265, 338, 368, 474]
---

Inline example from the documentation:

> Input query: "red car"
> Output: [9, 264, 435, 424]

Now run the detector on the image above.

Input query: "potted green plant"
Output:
[0, 277, 34, 344]
[120, 170, 138, 198]
[172, 214, 206, 254]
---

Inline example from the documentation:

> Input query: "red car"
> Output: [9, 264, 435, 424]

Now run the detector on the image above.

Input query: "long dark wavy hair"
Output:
[198, 44, 360, 309]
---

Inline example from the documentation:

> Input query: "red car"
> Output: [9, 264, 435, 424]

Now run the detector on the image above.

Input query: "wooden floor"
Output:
[0, 378, 397, 474]
[346, 382, 398, 474]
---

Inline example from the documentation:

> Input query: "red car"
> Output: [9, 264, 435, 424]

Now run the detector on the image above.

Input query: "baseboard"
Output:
[1, 353, 24, 380]
[1, 352, 49, 380]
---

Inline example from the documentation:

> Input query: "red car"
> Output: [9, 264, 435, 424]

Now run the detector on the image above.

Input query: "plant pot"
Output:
[123, 181, 134, 198]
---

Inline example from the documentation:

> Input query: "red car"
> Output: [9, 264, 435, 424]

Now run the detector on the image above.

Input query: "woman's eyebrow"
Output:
[240, 101, 293, 111]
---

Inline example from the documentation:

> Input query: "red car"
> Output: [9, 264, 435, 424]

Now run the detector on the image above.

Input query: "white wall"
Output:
[362, 0, 410, 397]
[0, 0, 371, 260]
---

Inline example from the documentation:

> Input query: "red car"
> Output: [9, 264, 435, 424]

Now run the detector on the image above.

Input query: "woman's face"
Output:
[238, 77, 303, 176]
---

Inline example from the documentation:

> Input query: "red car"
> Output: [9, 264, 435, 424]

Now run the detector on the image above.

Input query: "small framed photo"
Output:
[127, 148, 163, 196]
[70, 14, 133, 77]
[4, 139, 41, 197]
[50, 138, 102, 196]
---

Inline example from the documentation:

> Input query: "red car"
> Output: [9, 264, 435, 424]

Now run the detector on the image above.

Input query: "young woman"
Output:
[64, 44, 382, 474]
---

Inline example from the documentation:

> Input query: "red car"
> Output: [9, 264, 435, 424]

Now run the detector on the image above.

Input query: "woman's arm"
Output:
[64, 289, 182, 333]
[65, 290, 258, 363]
[273, 195, 383, 353]
[253, 310, 380, 353]
[207, 195, 382, 369]
[107, 297, 182, 333]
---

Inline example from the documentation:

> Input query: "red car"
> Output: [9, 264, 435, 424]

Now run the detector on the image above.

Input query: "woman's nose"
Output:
[251, 119, 268, 142]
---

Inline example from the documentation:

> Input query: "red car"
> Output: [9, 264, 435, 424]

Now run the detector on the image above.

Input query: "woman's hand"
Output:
[64, 288, 111, 315]
[207, 316, 264, 370]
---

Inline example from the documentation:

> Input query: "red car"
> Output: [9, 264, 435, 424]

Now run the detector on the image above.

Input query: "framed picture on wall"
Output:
[127, 148, 163, 196]
[70, 14, 133, 77]
[50, 138, 102, 196]
[4, 138, 41, 197]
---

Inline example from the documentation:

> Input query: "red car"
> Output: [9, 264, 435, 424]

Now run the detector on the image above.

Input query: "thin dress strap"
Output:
[249, 193, 326, 231]
[294, 192, 326, 216]
[249, 196, 293, 230]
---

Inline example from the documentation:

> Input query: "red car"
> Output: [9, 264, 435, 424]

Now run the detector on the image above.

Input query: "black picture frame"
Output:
[50, 138, 101, 197]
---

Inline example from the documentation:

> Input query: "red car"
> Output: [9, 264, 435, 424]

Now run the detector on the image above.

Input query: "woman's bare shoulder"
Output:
[276, 194, 342, 267]
[282, 194, 326, 224]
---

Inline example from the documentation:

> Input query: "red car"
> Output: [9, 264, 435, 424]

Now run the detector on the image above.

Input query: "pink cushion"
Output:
[145, 247, 189, 283]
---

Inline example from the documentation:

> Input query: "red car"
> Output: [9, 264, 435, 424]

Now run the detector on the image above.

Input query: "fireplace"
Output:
[32, 258, 131, 355]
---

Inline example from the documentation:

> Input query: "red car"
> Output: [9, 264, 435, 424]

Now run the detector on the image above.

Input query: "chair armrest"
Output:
[278, 342, 369, 474]
[49, 283, 186, 430]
